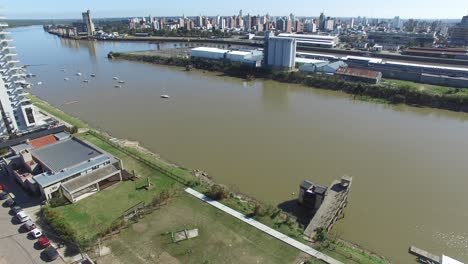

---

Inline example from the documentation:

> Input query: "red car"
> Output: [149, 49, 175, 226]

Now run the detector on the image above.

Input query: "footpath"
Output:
[185, 188, 343, 264]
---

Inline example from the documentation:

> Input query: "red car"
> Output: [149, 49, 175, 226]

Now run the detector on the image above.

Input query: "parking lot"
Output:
[0, 170, 65, 264]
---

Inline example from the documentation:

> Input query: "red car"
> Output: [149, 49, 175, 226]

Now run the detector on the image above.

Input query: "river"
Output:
[11, 26, 468, 263]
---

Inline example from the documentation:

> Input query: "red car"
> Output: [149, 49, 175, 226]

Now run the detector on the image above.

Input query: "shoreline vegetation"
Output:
[109, 51, 468, 113]
[29, 95, 390, 264]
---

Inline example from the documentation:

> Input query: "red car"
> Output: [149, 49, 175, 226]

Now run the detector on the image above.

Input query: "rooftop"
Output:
[441, 255, 464, 264]
[62, 165, 119, 193]
[191, 47, 229, 53]
[31, 138, 102, 173]
[336, 67, 382, 79]
[278, 33, 338, 40]
[295, 57, 327, 64]
[28, 135, 58, 149]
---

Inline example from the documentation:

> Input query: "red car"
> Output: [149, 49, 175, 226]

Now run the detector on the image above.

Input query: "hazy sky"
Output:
[3, 0, 468, 19]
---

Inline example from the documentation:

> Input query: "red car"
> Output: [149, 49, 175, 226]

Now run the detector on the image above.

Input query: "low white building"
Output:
[190, 47, 263, 67]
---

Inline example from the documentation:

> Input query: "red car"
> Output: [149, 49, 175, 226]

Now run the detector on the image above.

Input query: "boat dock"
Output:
[409, 246, 440, 263]
[304, 176, 352, 240]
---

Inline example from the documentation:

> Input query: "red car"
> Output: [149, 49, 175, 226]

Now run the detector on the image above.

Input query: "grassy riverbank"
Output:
[111, 51, 468, 113]
[31, 95, 389, 263]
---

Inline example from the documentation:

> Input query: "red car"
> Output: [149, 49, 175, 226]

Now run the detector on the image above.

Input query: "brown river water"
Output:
[12, 26, 468, 263]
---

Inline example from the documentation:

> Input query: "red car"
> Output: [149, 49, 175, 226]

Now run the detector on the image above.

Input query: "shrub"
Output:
[207, 184, 229, 200]
[253, 203, 268, 217]
[42, 206, 77, 244]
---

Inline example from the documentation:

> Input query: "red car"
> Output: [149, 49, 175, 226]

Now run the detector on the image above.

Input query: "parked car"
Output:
[23, 220, 37, 231]
[0, 191, 9, 200]
[30, 228, 42, 239]
[37, 236, 51, 248]
[43, 246, 59, 261]
[0, 184, 4, 191]
[4, 198, 16, 207]
[10, 205, 22, 215]
[16, 211, 30, 223]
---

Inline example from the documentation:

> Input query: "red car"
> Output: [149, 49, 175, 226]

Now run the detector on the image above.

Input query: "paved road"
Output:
[0, 170, 65, 264]
[185, 188, 343, 264]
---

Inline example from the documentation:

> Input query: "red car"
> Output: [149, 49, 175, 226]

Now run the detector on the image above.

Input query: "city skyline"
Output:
[4, 0, 468, 20]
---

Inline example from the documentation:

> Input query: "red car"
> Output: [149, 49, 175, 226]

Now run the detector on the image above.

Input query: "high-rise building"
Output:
[276, 18, 286, 32]
[81, 10, 95, 36]
[450, 15, 468, 45]
[245, 14, 252, 31]
[286, 18, 292, 33]
[393, 16, 402, 30]
[325, 19, 334, 31]
[295, 20, 303, 33]
[319, 12, 326, 30]
[0, 19, 39, 139]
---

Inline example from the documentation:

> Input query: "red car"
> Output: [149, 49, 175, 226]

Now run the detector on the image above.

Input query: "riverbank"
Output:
[30, 94, 389, 264]
[110, 51, 468, 113]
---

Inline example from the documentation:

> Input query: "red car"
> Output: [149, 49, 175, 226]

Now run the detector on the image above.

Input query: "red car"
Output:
[0, 184, 3, 191]
[37, 237, 51, 248]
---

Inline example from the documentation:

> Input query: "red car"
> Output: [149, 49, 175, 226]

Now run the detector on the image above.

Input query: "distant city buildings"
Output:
[450, 15, 468, 45]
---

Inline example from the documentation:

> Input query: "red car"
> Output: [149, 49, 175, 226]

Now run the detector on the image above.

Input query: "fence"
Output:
[87, 130, 190, 186]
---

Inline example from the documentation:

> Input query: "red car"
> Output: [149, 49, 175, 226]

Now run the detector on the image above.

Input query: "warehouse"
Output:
[190, 47, 263, 67]
[335, 67, 382, 84]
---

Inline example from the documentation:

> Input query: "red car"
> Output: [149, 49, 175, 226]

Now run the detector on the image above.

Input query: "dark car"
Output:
[43, 246, 59, 261]
[0, 191, 9, 200]
[4, 198, 15, 207]
[10, 205, 22, 215]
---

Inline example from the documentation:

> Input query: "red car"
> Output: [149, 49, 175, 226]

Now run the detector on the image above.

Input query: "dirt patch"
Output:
[132, 222, 147, 233]
[157, 252, 180, 264]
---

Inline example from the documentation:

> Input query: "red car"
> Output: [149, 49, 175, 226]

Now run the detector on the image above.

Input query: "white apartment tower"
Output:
[0, 18, 38, 139]
[82, 10, 95, 36]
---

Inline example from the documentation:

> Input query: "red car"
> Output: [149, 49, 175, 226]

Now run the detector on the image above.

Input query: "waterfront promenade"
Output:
[185, 187, 343, 264]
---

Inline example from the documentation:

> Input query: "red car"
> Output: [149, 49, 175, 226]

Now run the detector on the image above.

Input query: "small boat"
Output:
[37, 81, 42, 85]
[26, 73, 36, 78]
[114, 85, 121, 88]
[118, 80, 126, 84]
[83, 80, 89, 83]
[113, 77, 119, 80]
[90, 74, 96, 77]
[160, 94, 170, 99]
[64, 78, 69, 81]
[76, 72, 82, 76]
[61, 69, 66, 72]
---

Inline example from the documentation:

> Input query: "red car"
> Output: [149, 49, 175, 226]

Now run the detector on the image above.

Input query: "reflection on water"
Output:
[11, 26, 468, 263]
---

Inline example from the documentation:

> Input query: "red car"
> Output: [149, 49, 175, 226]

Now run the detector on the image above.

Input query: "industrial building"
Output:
[367, 31, 435, 47]
[0, 18, 41, 140]
[278, 33, 339, 48]
[401, 47, 468, 60]
[340, 55, 468, 87]
[190, 47, 263, 67]
[298, 180, 327, 210]
[264, 36, 297, 69]
[297, 58, 347, 74]
[4, 132, 123, 202]
[335, 67, 382, 84]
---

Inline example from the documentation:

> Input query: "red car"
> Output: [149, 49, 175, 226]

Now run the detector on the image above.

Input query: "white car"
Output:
[30, 228, 42, 239]
[16, 211, 30, 223]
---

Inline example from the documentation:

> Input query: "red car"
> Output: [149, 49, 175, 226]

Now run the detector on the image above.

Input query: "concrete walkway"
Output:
[185, 188, 343, 264]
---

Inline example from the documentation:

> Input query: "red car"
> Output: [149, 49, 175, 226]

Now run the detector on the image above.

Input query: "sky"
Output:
[3, 0, 468, 20]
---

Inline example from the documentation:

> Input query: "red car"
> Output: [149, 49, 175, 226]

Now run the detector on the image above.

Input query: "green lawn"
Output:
[316, 240, 389, 264]
[51, 132, 189, 241]
[383, 79, 468, 96]
[98, 194, 303, 264]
